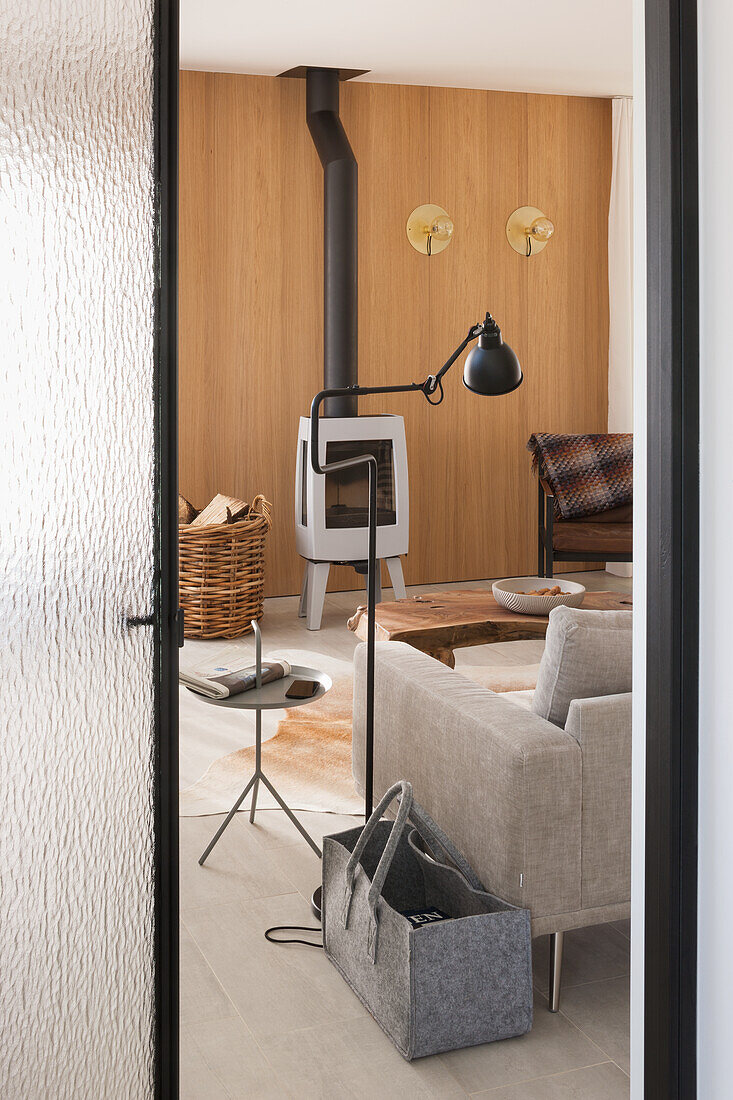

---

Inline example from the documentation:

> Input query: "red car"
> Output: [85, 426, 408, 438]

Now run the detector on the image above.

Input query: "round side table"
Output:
[191, 620, 331, 865]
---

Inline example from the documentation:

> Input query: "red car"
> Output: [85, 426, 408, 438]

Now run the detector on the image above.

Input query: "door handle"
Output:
[123, 609, 185, 647]
[125, 613, 156, 628]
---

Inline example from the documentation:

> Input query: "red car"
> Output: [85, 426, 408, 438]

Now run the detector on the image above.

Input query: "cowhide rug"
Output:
[179, 644, 539, 817]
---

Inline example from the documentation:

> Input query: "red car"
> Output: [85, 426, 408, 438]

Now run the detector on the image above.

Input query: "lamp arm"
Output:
[431, 323, 483, 387]
[309, 383, 422, 476]
[309, 320, 484, 449]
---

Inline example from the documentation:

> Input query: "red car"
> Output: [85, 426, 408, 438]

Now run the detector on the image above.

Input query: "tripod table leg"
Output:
[198, 771, 257, 865]
[259, 773, 322, 857]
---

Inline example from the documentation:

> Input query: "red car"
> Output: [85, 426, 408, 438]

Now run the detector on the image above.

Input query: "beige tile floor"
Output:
[181, 570, 632, 1099]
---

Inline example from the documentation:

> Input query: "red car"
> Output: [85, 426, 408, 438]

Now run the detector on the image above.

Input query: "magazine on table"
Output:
[179, 651, 291, 699]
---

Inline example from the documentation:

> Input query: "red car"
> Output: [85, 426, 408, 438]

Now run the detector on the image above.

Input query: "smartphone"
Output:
[285, 678, 319, 699]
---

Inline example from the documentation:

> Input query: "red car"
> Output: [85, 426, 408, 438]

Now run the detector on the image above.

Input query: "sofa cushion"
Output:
[552, 520, 632, 555]
[455, 664, 540, 694]
[496, 689, 535, 711]
[532, 606, 632, 727]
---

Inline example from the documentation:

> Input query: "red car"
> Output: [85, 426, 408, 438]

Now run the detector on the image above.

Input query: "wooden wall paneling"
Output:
[179, 73, 322, 597]
[275, 76, 323, 596]
[216, 74, 285, 551]
[480, 90, 533, 580]
[425, 86, 489, 582]
[179, 74, 613, 597]
[525, 95, 575, 566]
[340, 81, 432, 590]
[427, 88, 531, 583]
[526, 95, 611, 430]
[179, 72, 216, 501]
[567, 96, 612, 423]
[526, 94, 612, 570]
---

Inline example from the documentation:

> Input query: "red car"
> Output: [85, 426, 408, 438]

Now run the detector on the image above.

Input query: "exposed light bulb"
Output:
[528, 216, 554, 243]
[428, 214, 454, 242]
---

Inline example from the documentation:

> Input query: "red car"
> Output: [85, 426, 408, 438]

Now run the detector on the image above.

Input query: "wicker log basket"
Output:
[179, 495, 272, 639]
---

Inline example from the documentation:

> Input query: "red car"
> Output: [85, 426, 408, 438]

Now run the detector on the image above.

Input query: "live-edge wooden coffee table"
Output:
[347, 588, 632, 667]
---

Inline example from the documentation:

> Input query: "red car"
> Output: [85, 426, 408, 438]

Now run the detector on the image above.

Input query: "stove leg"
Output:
[385, 556, 406, 600]
[306, 561, 330, 630]
[298, 565, 308, 618]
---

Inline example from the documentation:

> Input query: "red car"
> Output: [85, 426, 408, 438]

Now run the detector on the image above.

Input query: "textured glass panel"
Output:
[0, 2, 156, 1096]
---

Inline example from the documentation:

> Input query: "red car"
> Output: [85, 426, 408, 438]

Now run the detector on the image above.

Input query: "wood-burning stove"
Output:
[295, 415, 408, 629]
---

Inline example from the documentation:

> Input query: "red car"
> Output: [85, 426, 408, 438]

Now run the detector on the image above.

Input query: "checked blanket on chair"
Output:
[527, 433, 633, 520]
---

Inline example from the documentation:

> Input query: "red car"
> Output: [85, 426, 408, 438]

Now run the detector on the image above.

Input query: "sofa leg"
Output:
[549, 931, 564, 1012]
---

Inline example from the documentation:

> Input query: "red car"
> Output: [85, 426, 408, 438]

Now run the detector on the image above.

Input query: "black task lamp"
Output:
[309, 312, 522, 917]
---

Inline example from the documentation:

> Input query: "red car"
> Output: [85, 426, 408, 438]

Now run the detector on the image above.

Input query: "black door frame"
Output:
[152, 0, 701, 1094]
[644, 0, 699, 1095]
[153, 1, 180, 1097]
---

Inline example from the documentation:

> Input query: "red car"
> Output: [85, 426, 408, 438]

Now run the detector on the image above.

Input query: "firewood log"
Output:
[226, 505, 249, 523]
[191, 493, 249, 527]
[178, 494, 198, 524]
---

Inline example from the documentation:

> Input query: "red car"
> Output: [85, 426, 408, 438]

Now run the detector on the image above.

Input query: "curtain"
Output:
[608, 97, 634, 575]
[609, 97, 634, 432]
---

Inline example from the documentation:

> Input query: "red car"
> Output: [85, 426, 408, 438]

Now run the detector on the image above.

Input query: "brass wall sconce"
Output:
[506, 206, 555, 257]
[406, 204, 454, 256]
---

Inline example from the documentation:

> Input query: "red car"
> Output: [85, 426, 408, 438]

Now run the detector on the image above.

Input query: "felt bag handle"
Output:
[340, 781, 414, 961]
[405, 798, 485, 893]
[338, 782, 486, 963]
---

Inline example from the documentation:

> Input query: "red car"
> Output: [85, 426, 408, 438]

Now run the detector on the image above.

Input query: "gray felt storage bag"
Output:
[322, 781, 533, 1060]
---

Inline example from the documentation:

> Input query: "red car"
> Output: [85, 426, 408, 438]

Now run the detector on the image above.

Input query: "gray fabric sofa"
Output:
[352, 606, 632, 1010]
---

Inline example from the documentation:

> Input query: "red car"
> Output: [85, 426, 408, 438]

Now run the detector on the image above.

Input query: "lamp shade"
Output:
[463, 317, 523, 396]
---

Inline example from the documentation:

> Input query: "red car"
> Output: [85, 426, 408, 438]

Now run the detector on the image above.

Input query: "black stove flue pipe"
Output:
[306, 67, 358, 417]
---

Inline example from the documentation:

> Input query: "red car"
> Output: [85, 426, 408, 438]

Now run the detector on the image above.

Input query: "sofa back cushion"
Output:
[532, 606, 632, 727]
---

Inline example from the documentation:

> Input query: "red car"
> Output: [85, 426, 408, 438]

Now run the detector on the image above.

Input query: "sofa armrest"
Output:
[565, 693, 632, 909]
[353, 642, 582, 920]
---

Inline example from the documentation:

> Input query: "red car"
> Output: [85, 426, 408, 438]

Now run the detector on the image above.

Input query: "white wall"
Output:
[697, 0, 733, 1093]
